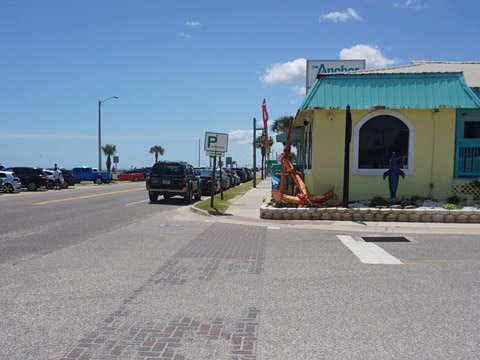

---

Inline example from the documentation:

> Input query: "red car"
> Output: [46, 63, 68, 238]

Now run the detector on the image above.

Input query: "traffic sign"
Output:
[204, 132, 228, 153]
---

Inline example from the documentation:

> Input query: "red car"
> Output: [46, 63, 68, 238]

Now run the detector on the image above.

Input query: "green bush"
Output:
[446, 195, 460, 204]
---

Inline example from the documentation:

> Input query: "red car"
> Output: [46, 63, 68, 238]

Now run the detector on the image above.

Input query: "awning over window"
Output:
[300, 72, 480, 110]
[275, 127, 304, 143]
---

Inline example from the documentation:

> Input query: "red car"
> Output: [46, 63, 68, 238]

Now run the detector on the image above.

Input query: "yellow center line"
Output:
[32, 188, 143, 205]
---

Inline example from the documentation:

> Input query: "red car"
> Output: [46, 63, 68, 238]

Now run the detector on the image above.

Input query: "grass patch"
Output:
[194, 179, 261, 215]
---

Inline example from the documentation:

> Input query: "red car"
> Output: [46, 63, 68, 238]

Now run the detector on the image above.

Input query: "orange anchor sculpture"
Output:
[272, 116, 335, 206]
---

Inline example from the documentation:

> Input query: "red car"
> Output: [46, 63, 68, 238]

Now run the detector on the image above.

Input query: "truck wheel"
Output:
[184, 188, 193, 204]
[27, 182, 38, 191]
[132, 176, 139, 182]
[46, 180, 55, 190]
[149, 192, 158, 203]
[194, 190, 201, 201]
[94, 177, 103, 185]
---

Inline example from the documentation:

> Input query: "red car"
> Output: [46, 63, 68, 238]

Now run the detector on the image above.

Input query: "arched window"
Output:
[353, 110, 414, 175]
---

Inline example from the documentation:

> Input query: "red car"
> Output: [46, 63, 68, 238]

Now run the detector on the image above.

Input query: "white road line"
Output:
[125, 199, 149, 206]
[268, 226, 280, 230]
[336, 235, 402, 265]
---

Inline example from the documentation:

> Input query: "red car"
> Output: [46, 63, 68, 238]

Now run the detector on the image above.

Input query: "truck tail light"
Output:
[39, 174, 47, 179]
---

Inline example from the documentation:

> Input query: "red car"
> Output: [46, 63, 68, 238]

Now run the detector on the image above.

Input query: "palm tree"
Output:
[101, 144, 116, 173]
[149, 145, 165, 163]
[256, 135, 274, 179]
[271, 116, 291, 134]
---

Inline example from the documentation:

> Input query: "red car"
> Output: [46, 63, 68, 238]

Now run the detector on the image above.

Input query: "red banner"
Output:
[261, 99, 269, 152]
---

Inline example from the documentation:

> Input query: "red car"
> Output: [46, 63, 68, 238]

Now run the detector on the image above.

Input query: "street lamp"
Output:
[98, 96, 118, 171]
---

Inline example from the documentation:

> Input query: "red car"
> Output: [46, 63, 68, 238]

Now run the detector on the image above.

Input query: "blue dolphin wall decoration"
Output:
[383, 152, 405, 199]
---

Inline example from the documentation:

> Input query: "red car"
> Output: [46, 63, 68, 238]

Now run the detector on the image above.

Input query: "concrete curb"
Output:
[189, 205, 213, 217]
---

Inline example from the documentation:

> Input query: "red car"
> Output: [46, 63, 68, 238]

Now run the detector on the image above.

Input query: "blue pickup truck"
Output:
[71, 167, 111, 184]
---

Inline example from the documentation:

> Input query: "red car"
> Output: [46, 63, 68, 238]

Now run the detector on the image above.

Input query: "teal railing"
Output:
[455, 143, 480, 177]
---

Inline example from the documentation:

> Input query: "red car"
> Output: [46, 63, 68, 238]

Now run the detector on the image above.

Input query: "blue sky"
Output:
[1, 0, 479, 169]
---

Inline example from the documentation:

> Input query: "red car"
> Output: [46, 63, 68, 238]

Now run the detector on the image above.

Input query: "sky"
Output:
[1, 0, 479, 169]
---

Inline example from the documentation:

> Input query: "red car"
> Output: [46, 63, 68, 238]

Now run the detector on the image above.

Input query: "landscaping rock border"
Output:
[259, 205, 480, 223]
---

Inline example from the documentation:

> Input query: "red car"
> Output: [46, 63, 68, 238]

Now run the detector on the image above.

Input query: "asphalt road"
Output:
[0, 182, 191, 267]
[1, 187, 479, 359]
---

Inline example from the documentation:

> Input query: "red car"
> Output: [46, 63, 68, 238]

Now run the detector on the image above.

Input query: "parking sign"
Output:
[204, 132, 228, 154]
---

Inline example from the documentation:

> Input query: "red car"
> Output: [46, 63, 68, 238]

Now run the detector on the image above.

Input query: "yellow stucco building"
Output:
[291, 63, 480, 202]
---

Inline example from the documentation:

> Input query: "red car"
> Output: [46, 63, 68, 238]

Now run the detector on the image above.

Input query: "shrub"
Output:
[447, 195, 460, 204]
[370, 196, 388, 207]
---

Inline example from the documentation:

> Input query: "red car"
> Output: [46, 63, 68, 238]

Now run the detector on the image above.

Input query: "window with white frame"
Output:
[304, 120, 313, 171]
[353, 110, 414, 175]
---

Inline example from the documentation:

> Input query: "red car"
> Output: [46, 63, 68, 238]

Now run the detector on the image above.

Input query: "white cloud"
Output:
[178, 32, 192, 38]
[185, 21, 201, 27]
[260, 58, 306, 84]
[229, 129, 252, 145]
[340, 44, 395, 69]
[318, 8, 362, 22]
[292, 86, 306, 95]
[393, 0, 428, 9]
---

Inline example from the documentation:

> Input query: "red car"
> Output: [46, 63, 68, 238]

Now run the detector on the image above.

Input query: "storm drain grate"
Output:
[362, 236, 410, 242]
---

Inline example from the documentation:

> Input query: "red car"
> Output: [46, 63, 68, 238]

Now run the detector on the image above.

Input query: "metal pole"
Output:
[343, 105, 352, 207]
[198, 139, 200, 167]
[253, 118, 256, 188]
[210, 155, 217, 208]
[219, 155, 223, 200]
[98, 101, 102, 171]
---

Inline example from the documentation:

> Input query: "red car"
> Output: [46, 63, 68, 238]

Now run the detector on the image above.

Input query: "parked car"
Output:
[224, 168, 240, 186]
[233, 168, 247, 183]
[43, 169, 69, 189]
[244, 168, 253, 181]
[47, 168, 76, 186]
[215, 169, 230, 190]
[71, 166, 111, 184]
[146, 161, 202, 203]
[2, 167, 48, 191]
[117, 172, 144, 182]
[0, 171, 21, 193]
[194, 168, 221, 195]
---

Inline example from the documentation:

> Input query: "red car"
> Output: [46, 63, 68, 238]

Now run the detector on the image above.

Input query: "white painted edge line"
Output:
[337, 235, 402, 265]
[268, 226, 280, 230]
[125, 199, 149, 206]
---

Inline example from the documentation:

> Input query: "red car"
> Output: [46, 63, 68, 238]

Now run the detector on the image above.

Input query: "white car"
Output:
[43, 170, 66, 189]
[0, 171, 21, 193]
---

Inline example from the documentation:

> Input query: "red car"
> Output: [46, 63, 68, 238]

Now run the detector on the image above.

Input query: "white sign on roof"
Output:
[306, 60, 366, 91]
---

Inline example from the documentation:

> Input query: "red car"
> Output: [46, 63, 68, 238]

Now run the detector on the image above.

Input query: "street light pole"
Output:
[98, 101, 102, 171]
[98, 96, 118, 171]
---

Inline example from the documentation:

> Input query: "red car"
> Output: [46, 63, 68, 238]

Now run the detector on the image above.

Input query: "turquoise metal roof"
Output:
[300, 72, 480, 110]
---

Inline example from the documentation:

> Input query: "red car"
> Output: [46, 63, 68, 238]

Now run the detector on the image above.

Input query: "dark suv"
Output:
[2, 167, 48, 191]
[146, 161, 202, 203]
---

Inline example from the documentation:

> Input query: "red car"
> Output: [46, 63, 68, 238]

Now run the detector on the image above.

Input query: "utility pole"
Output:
[98, 101, 102, 171]
[198, 138, 200, 167]
[98, 96, 118, 171]
[253, 118, 257, 188]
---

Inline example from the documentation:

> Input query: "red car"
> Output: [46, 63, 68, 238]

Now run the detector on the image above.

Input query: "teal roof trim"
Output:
[275, 127, 304, 143]
[300, 72, 480, 110]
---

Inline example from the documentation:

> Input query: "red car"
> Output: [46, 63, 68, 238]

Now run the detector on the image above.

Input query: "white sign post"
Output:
[204, 132, 229, 207]
[306, 60, 366, 91]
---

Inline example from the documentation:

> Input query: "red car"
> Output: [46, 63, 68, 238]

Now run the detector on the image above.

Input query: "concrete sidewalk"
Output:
[227, 178, 271, 219]
[206, 177, 480, 235]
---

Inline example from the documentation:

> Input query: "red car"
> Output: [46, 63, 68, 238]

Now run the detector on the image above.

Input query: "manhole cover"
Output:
[362, 236, 410, 242]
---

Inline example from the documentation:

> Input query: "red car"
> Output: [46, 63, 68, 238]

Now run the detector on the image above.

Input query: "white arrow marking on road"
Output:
[337, 235, 402, 265]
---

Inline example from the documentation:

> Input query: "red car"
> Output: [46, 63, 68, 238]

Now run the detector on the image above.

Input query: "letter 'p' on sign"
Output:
[204, 132, 229, 155]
